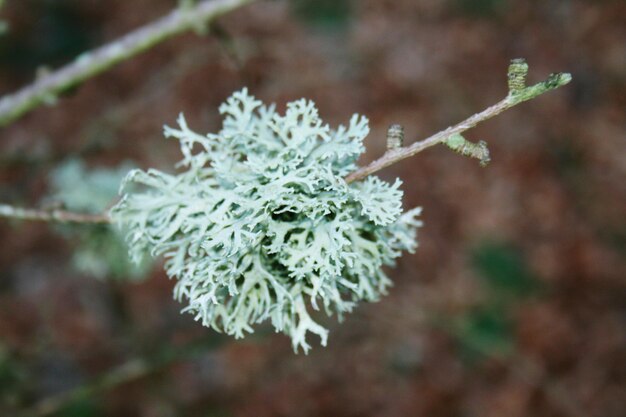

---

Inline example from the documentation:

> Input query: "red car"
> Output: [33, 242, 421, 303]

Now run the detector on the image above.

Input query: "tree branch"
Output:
[0, 0, 256, 127]
[0, 60, 571, 224]
[345, 60, 572, 183]
[0, 204, 110, 224]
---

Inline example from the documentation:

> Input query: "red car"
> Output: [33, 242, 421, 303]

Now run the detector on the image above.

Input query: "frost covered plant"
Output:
[111, 89, 421, 352]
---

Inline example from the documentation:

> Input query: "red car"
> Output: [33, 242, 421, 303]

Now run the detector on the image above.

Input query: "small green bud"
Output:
[507, 58, 529, 94]
[445, 134, 490, 167]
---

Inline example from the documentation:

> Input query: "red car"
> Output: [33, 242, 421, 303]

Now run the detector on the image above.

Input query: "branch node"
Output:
[180, 0, 209, 35]
[445, 134, 491, 167]
[506, 59, 572, 104]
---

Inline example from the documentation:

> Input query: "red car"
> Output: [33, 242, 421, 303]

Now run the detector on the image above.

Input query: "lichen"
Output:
[49, 159, 151, 280]
[111, 89, 422, 352]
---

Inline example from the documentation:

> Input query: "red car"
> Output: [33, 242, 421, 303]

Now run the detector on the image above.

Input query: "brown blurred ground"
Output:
[0, 0, 625, 416]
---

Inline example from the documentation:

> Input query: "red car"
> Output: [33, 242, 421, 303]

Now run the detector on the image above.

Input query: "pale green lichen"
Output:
[111, 89, 422, 352]
[49, 159, 151, 280]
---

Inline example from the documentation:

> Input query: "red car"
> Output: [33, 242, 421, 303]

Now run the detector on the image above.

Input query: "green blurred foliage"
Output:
[54, 398, 104, 417]
[291, 0, 351, 29]
[452, 0, 508, 18]
[456, 242, 540, 362]
[0, 344, 28, 410]
[0, 0, 8, 36]
[471, 242, 539, 299]
[456, 305, 514, 361]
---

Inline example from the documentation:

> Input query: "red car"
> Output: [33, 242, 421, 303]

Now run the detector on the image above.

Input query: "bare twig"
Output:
[345, 98, 511, 183]
[345, 60, 572, 183]
[0, 60, 570, 224]
[0, 0, 256, 127]
[0, 204, 110, 224]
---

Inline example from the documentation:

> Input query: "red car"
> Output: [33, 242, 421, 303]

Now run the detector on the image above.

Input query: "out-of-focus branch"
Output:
[30, 359, 149, 417]
[0, 204, 110, 224]
[0, 0, 256, 127]
[345, 59, 572, 183]
[21, 335, 227, 417]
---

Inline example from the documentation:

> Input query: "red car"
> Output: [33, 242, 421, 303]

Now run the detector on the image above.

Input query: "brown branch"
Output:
[0, 60, 570, 224]
[346, 98, 511, 183]
[0, 204, 111, 224]
[345, 62, 572, 183]
[0, 0, 256, 127]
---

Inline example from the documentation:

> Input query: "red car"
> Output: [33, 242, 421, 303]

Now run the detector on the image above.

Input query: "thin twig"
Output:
[0, 0, 256, 127]
[345, 62, 572, 183]
[0, 60, 570, 224]
[0, 204, 110, 224]
[345, 98, 511, 183]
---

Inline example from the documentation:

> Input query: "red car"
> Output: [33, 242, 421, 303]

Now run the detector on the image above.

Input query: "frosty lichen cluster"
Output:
[111, 89, 421, 352]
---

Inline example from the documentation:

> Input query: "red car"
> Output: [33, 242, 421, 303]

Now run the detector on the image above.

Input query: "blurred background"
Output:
[0, 0, 624, 416]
